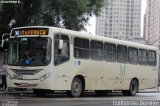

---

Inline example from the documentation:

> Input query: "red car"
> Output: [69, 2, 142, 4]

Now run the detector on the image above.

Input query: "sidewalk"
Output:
[139, 87, 160, 93]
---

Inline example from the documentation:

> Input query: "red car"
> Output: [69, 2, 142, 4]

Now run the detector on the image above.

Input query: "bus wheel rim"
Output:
[73, 81, 81, 93]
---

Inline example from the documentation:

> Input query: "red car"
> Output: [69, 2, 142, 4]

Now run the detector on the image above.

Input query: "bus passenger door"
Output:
[53, 34, 72, 90]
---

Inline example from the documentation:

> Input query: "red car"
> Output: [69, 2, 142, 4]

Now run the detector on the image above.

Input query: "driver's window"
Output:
[54, 34, 70, 65]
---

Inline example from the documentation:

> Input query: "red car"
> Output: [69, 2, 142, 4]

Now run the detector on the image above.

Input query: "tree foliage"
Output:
[0, 2, 2, 12]
[0, 0, 105, 35]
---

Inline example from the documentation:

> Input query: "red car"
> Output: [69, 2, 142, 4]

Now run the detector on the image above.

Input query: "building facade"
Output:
[128, 36, 144, 44]
[96, 0, 141, 40]
[144, 0, 160, 48]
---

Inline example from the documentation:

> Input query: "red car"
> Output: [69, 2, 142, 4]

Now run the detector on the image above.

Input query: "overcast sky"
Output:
[85, 0, 147, 36]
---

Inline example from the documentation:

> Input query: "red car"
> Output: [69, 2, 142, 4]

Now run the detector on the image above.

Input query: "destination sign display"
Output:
[11, 28, 49, 36]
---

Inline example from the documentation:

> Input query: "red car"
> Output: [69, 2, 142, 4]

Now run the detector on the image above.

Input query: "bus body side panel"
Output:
[53, 43, 98, 90]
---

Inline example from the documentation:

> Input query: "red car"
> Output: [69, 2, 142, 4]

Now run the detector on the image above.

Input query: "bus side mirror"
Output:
[59, 40, 64, 49]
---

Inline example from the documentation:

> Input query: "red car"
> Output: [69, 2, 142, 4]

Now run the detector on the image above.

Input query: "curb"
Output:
[139, 89, 160, 93]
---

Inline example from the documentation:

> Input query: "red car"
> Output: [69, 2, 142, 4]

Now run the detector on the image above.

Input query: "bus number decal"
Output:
[120, 65, 126, 76]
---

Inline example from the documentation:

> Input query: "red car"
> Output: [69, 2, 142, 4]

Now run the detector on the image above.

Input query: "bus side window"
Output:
[74, 37, 89, 59]
[104, 43, 116, 62]
[148, 50, 156, 66]
[54, 34, 70, 66]
[90, 40, 103, 61]
[117, 45, 127, 63]
[128, 47, 138, 64]
[138, 49, 147, 65]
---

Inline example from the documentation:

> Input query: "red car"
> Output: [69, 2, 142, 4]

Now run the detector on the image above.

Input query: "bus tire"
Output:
[128, 79, 138, 96]
[69, 77, 83, 97]
[33, 89, 45, 97]
[122, 79, 138, 96]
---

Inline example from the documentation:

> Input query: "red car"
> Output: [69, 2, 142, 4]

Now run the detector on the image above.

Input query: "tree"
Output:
[0, 2, 2, 12]
[0, 0, 105, 35]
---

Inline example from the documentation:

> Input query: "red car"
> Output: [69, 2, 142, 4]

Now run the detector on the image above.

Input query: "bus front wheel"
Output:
[69, 77, 83, 97]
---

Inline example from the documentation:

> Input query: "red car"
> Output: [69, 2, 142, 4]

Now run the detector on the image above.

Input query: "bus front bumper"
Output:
[6, 77, 53, 90]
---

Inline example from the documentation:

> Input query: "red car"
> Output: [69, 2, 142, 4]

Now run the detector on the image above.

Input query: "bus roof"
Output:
[12, 26, 157, 51]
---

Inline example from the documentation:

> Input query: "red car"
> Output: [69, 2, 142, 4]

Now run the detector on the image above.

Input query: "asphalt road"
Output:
[0, 92, 160, 106]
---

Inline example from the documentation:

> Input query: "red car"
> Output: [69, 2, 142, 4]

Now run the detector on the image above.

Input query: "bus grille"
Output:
[11, 69, 42, 75]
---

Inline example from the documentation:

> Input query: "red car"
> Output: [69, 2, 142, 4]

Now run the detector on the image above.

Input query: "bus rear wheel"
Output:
[122, 79, 138, 96]
[69, 77, 83, 97]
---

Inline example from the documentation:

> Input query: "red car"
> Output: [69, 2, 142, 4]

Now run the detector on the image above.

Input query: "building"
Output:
[128, 36, 144, 44]
[143, 0, 160, 85]
[144, 0, 160, 48]
[96, 0, 141, 40]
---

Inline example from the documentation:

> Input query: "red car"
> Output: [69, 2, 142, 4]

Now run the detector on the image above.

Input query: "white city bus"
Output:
[6, 26, 158, 97]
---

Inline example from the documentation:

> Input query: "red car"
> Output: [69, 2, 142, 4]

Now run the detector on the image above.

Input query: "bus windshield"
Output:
[8, 37, 51, 66]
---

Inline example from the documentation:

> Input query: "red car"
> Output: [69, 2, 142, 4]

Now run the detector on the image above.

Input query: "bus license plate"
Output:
[20, 83, 29, 87]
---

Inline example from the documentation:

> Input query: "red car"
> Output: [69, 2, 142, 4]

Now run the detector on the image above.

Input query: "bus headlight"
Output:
[6, 72, 13, 80]
[40, 73, 50, 81]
